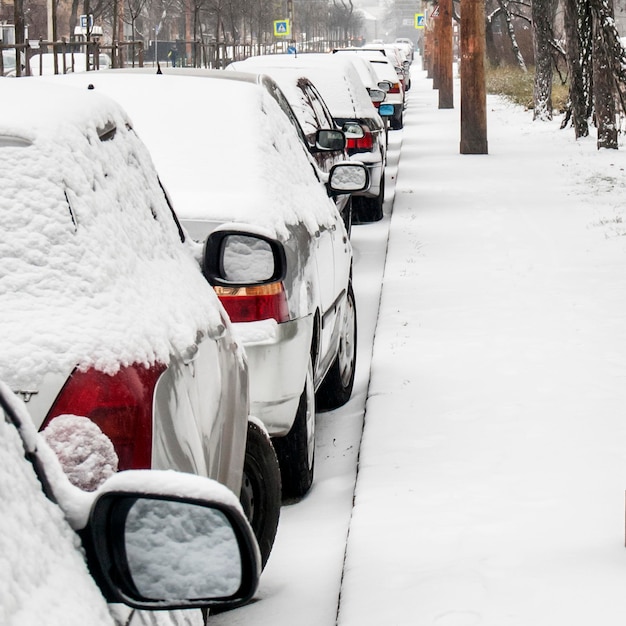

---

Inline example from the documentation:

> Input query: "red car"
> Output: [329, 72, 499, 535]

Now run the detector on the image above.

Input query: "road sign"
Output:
[415, 13, 425, 28]
[274, 19, 291, 37]
[430, 5, 440, 17]
[79, 14, 93, 29]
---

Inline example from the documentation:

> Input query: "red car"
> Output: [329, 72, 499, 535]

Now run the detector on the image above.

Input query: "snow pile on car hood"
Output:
[0, 80, 228, 389]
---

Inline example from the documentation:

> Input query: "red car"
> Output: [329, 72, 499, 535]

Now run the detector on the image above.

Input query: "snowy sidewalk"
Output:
[337, 65, 626, 625]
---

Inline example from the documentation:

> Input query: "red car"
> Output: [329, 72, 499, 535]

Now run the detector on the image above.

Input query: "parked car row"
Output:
[1, 46, 412, 623]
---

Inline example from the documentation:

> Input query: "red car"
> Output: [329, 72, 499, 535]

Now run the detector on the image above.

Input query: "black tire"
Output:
[272, 359, 315, 500]
[353, 173, 385, 223]
[240, 420, 281, 569]
[316, 280, 357, 411]
[391, 110, 404, 130]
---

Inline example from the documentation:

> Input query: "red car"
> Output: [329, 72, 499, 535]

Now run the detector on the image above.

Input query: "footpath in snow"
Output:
[337, 62, 626, 625]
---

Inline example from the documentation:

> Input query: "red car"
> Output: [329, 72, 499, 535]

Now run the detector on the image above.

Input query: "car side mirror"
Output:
[315, 128, 346, 152]
[82, 484, 260, 610]
[368, 88, 386, 104]
[378, 103, 394, 117]
[203, 230, 287, 286]
[328, 162, 369, 195]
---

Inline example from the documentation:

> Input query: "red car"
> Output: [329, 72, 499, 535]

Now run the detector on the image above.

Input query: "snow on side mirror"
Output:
[203, 230, 286, 286]
[328, 162, 370, 194]
[82, 479, 261, 611]
[368, 88, 386, 104]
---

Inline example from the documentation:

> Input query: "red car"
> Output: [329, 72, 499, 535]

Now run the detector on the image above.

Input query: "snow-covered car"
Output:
[0, 382, 260, 625]
[395, 37, 415, 61]
[333, 48, 406, 129]
[44, 70, 367, 499]
[228, 53, 388, 222]
[224, 64, 358, 233]
[0, 78, 281, 566]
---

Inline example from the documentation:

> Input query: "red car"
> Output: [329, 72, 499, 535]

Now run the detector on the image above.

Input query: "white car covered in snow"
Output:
[40, 69, 368, 499]
[0, 78, 281, 567]
[228, 54, 389, 222]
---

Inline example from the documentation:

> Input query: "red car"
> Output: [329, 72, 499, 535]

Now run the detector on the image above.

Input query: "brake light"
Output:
[42, 363, 166, 470]
[346, 128, 374, 151]
[214, 281, 289, 323]
[389, 83, 402, 94]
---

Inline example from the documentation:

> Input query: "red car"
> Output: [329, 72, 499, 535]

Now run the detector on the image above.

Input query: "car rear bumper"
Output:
[234, 315, 313, 437]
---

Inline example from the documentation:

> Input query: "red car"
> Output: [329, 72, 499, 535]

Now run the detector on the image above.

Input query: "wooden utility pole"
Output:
[438, 0, 454, 108]
[460, 0, 488, 153]
[432, 9, 440, 89]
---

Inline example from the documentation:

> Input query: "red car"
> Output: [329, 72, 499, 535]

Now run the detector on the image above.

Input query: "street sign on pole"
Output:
[273, 19, 290, 37]
[415, 13, 425, 28]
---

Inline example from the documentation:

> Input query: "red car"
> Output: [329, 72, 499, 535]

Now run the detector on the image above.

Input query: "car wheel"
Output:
[272, 358, 315, 500]
[240, 420, 282, 569]
[391, 110, 404, 130]
[316, 280, 357, 411]
[353, 174, 385, 223]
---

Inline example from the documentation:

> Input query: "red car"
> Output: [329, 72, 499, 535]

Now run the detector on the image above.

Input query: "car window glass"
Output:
[261, 76, 309, 146]
[306, 84, 334, 131]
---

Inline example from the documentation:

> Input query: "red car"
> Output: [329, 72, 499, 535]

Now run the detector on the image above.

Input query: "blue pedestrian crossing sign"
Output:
[274, 19, 291, 37]
[415, 13, 425, 28]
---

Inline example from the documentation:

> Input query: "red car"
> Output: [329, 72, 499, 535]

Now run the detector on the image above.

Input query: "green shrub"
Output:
[485, 66, 569, 113]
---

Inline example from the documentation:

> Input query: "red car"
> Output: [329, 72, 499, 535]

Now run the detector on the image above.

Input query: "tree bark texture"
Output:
[460, 0, 488, 154]
[563, 0, 591, 137]
[499, 0, 528, 71]
[532, 0, 558, 120]
[591, 0, 618, 148]
[439, 0, 455, 108]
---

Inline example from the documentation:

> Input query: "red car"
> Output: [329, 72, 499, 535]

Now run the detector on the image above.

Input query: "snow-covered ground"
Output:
[215, 59, 626, 626]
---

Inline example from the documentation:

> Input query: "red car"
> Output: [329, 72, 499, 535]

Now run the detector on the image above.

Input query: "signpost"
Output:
[415, 13, 425, 28]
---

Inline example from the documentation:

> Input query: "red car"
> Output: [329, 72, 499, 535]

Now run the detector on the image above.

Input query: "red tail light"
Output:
[214, 281, 289, 323]
[42, 363, 166, 470]
[389, 83, 402, 94]
[346, 128, 374, 152]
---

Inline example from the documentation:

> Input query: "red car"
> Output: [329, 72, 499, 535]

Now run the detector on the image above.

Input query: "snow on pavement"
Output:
[337, 62, 626, 626]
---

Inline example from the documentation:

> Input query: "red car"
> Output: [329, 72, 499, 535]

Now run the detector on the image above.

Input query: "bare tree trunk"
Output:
[485, 12, 502, 68]
[563, 0, 591, 137]
[532, 0, 557, 120]
[460, 0, 488, 154]
[591, 0, 617, 148]
[499, 0, 527, 71]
